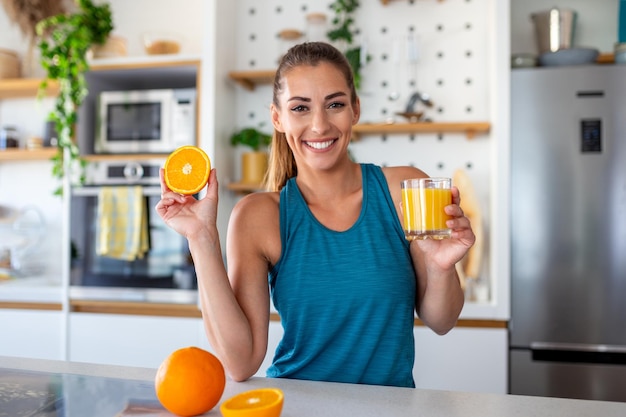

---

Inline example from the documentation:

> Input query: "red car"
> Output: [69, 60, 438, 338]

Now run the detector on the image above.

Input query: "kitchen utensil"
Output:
[388, 37, 402, 102]
[0, 126, 19, 149]
[539, 47, 599, 67]
[531, 8, 577, 54]
[395, 112, 424, 123]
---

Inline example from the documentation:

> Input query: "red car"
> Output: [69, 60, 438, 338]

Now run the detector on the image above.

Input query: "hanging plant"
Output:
[326, 0, 368, 90]
[36, 0, 113, 195]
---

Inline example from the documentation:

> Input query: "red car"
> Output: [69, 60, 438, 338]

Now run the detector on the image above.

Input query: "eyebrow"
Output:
[287, 91, 348, 103]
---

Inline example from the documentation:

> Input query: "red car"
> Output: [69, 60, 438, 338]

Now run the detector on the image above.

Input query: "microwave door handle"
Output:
[72, 186, 162, 197]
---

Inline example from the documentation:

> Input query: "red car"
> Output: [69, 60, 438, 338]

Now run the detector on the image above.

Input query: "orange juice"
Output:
[401, 179, 452, 240]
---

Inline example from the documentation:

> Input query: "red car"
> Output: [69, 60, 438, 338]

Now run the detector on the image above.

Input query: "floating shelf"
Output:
[0, 78, 59, 100]
[0, 148, 57, 161]
[228, 70, 275, 91]
[380, 0, 444, 4]
[352, 121, 491, 141]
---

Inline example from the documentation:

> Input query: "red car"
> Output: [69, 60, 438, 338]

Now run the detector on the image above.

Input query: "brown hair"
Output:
[263, 41, 358, 192]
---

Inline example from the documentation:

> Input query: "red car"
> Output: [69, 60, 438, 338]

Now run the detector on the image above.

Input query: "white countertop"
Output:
[2, 356, 625, 417]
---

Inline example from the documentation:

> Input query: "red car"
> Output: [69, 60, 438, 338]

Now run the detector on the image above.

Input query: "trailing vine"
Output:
[327, 0, 368, 90]
[36, 0, 113, 195]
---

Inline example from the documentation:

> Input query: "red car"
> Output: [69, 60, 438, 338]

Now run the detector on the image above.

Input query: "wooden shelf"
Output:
[0, 147, 57, 161]
[83, 154, 169, 162]
[227, 182, 265, 194]
[89, 55, 201, 72]
[228, 69, 275, 91]
[0, 78, 59, 100]
[351, 121, 490, 140]
[380, 0, 444, 4]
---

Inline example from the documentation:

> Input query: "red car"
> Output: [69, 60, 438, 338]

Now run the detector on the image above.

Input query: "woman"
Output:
[156, 42, 474, 388]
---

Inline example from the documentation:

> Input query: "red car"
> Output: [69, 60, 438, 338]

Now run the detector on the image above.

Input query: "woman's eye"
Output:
[328, 101, 345, 109]
[290, 104, 308, 112]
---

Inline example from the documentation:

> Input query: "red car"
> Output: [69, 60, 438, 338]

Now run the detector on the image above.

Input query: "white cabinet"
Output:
[68, 313, 202, 368]
[0, 309, 64, 360]
[413, 326, 508, 394]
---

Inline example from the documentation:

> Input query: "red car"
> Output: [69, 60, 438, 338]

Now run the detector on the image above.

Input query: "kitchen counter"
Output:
[2, 356, 626, 417]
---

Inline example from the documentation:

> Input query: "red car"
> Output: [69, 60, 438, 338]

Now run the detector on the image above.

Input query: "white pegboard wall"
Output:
[232, 0, 492, 190]
[230, 0, 494, 289]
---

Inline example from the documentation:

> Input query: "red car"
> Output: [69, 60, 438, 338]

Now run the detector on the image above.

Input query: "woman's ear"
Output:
[270, 103, 284, 133]
[352, 97, 361, 126]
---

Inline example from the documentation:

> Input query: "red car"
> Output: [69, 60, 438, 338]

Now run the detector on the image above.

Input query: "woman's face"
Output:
[271, 61, 360, 172]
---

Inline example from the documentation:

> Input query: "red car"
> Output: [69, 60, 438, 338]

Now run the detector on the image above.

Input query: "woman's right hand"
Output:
[155, 167, 219, 240]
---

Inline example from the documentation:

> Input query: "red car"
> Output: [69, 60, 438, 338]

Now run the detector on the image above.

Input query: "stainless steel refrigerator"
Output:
[510, 65, 626, 401]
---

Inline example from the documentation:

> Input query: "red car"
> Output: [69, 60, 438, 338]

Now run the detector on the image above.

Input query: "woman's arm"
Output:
[383, 166, 473, 335]
[156, 169, 277, 381]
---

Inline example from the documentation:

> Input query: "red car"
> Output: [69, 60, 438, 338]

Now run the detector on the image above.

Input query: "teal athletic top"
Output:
[267, 163, 416, 387]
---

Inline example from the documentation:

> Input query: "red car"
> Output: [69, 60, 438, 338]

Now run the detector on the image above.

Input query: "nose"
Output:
[310, 107, 330, 134]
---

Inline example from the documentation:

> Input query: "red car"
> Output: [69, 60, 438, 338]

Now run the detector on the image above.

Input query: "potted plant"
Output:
[230, 126, 272, 186]
[36, 0, 113, 195]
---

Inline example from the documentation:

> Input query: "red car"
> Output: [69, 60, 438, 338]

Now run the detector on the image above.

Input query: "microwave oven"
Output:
[95, 88, 197, 154]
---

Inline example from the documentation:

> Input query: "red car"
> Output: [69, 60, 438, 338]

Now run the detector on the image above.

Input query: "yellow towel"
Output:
[96, 186, 149, 261]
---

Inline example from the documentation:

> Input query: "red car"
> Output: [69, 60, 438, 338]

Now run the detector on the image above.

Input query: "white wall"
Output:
[510, 0, 619, 55]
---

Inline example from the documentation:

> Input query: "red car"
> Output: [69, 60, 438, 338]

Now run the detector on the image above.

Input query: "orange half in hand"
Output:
[220, 388, 284, 417]
[164, 145, 211, 195]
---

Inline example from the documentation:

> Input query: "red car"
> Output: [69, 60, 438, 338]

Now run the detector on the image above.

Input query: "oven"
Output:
[70, 159, 196, 289]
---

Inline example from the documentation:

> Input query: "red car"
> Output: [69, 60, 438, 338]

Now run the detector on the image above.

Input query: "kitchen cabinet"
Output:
[68, 312, 203, 368]
[413, 326, 507, 394]
[0, 306, 64, 360]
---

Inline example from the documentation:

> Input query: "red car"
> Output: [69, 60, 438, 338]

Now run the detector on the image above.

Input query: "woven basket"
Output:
[0, 48, 21, 79]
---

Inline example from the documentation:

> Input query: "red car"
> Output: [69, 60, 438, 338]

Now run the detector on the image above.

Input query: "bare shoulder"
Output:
[230, 191, 280, 234]
[228, 191, 281, 264]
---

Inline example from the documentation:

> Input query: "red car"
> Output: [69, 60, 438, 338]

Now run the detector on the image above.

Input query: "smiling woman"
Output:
[156, 41, 475, 388]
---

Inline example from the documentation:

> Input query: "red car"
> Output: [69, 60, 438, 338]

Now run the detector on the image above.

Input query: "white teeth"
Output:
[306, 140, 335, 150]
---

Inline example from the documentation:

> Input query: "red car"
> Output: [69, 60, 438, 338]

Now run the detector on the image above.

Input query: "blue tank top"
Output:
[267, 163, 416, 387]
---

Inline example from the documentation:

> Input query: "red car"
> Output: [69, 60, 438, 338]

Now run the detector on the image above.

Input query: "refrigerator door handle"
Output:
[530, 342, 626, 365]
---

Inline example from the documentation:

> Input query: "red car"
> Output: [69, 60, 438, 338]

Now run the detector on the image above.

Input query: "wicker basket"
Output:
[0, 48, 21, 79]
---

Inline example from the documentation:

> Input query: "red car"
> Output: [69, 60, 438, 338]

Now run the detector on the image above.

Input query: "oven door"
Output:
[70, 185, 195, 289]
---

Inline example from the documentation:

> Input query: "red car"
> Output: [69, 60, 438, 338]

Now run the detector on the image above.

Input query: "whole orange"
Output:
[155, 346, 226, 416]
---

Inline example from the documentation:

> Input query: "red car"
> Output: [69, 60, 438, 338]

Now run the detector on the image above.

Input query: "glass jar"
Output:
[0, 126, 19, 150]
[277, 29, 304, 63]
[306, 13, 328, 42]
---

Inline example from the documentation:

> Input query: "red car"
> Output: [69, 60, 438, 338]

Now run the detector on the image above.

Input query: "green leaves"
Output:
[230, 127, 272, 152]
[36, 0, 113, 195]
[326, 0, 366, 90]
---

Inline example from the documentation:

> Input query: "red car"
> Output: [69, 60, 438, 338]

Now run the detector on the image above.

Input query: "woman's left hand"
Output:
[413, 186, 475, 271]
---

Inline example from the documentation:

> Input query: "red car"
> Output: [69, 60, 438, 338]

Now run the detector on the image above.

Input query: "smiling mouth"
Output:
[304, 139, 337, 150]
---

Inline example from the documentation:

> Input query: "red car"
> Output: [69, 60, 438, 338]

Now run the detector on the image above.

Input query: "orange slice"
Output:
[220, 388, 284, 417]
[164, 145, 211, 195]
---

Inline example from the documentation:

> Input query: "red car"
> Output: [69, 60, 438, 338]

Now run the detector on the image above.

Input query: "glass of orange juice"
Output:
[401, 177, 453, 240]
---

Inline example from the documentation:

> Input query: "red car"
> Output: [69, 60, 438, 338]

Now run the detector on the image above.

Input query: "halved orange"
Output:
[220, 388, 284, 417]
[164, 145, 211, 195]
